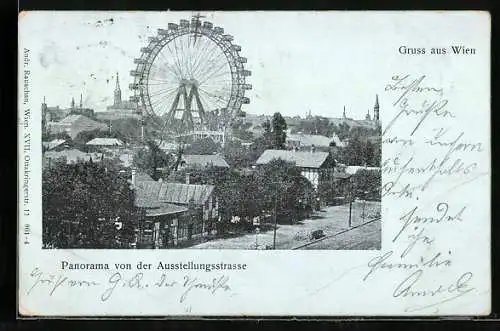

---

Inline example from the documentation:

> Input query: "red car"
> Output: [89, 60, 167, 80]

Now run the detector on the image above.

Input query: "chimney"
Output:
[131, 168, 137, 187]
[186, 172, 190, 185]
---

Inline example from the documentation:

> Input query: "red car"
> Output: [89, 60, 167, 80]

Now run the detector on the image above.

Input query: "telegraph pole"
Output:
[348, 198, 352, 228]
[273, 188, 278, 249]
[348, 175, 354, 228]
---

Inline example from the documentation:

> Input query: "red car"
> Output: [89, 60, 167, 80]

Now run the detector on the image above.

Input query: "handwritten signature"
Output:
[395, 270, 475, 313]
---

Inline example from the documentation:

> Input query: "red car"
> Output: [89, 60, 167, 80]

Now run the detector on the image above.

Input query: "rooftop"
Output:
[287, 133, 334, 147]
[256, 149, 331, 169]
[182, 154, 229, 168]
[86, 138, 124, 146]
[158, 182, 214, 205]
[134, 180, 215, 208]
[345, 166, 381, 175]
[42, 139, 67, 150]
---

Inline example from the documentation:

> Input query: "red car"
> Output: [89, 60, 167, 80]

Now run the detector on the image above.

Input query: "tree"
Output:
[363, 141, 375, 166]
[231, 119, 254, 141]
[271, 112, 287, 149]
[109, 118, 142, 143]
[42, 161, 138, 248]
[132, 140, 172, 180]
[352, 169, 381, 201]
[223, 140, 256, 168]
[337, 122, 351, 140]
[254, 159, 314, 224]
[184, 137, 220, 155]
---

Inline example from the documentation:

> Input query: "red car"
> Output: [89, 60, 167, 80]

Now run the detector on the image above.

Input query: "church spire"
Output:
[114, 72, 122, 107]
[115, 72, 120, 90]
[374, 94, 380, 121]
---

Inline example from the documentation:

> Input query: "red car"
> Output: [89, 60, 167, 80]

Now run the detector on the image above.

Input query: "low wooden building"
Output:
[132, 171, 219, 248]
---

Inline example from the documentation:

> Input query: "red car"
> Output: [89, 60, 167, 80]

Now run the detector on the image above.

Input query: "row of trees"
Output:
[290, 116, 381, 140]
[291, 117, 351, 140]
[167, 159, 314, 228]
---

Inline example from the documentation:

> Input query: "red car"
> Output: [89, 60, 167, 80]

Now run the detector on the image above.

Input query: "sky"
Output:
[19, 11, 484, 120]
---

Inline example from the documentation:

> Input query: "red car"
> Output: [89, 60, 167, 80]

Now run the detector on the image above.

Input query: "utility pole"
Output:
[348, 175, 354, 228]
[361, 191, 367, 222]
[348, 198, 352, 228]
[273, 188, 278, 249]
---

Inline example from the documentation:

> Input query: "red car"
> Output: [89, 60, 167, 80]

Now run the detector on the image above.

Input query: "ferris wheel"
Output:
[129, 14, 251, 134]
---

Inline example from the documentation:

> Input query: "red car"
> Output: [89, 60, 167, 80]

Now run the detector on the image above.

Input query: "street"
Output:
[191, 200, 381, 250]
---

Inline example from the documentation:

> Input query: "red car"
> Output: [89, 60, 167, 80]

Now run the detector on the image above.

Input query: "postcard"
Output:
[18, 11, 490, 316]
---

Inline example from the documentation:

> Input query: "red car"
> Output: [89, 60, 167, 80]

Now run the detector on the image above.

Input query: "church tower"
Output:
[374, 94, 380, 121]
[365, 109, 371, 120]
[114, 72, 122, 107]
[343, 106, 347, 119]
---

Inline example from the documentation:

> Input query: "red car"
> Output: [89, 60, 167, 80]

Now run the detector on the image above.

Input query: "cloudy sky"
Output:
[19, 11, 484, 119]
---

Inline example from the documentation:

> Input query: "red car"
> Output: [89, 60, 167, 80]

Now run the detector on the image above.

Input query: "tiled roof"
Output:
[158, 183, 214, 205]
[86, 138, 123, 146]
[134, 181, 162, 208]
[256, 150, 330, 169]
[182, 154, 229, 168]
[134, 180, 214, 208]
